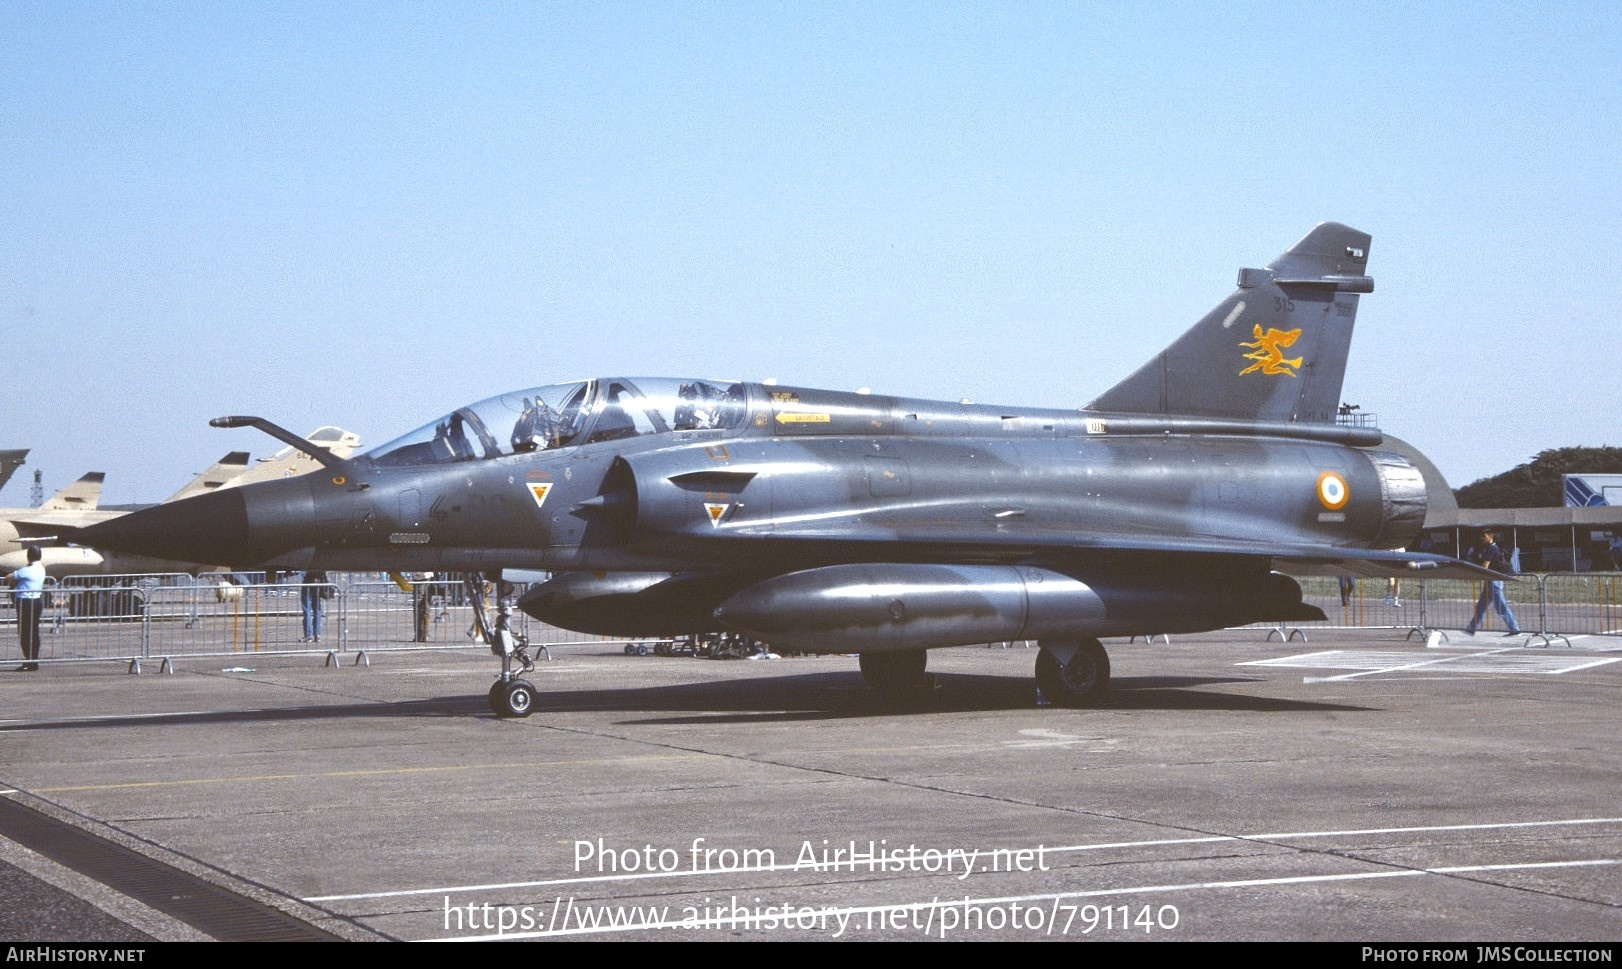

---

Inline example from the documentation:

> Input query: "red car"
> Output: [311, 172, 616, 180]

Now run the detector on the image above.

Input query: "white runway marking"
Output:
[307, 816, 1622, 902]
[1240, 648, 1620, 682]
[1003, 729, 1118, 750]
[373, 666, 593, 676]
[1, 710, 217, 727]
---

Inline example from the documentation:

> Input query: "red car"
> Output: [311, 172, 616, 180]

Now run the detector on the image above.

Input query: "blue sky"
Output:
[3, 1, 1618, 505]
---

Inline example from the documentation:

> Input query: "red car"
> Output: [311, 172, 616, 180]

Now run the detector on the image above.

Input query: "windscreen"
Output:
[368, 382, 593, 468]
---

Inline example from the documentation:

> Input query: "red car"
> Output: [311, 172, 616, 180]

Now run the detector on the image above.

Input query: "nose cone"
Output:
[72, 478, 316, 568]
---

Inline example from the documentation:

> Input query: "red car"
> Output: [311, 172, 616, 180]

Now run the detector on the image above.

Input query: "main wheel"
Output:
[487, 680, 508, 713]
[1035, 639, 1111, 707]
[499, 679, 537, 718]
[859, 650, 930, 692]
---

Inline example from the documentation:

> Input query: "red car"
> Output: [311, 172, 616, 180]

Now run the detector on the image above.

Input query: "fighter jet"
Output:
[1, 472, 116, 573]
[75, 223, 1487, 716]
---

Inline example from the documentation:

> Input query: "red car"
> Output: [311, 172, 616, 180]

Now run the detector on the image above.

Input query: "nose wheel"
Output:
[491, 678, 538, 718]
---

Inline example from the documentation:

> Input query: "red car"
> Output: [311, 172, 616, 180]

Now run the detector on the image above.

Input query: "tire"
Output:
[1035, 639, 1111, 707]
[500, 680, 537, 718]
[487, 680, 507, 712]
[859, 650, 929, 692]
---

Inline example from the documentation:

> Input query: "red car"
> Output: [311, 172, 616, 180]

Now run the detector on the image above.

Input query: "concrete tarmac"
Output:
[1, 627, 1618, 941]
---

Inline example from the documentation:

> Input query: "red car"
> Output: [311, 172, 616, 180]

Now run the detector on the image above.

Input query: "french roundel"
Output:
[1316, 471, 1349, 510]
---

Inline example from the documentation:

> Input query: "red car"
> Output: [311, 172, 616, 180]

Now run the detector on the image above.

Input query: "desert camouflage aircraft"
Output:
[76, 223, 1488, 715]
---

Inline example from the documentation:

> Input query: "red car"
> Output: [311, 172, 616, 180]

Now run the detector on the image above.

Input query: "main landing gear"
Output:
[858, 650, 935, 693]
[856, 641, 1114, 706]
[1035, 638, 1111, 707]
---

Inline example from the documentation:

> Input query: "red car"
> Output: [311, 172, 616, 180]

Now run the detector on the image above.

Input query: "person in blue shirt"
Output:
[1465, 530, 1522, 636]
[7, 546, 45, 671]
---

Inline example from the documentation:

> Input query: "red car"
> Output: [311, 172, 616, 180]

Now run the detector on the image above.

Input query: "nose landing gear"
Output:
[483, 577, 540, 718]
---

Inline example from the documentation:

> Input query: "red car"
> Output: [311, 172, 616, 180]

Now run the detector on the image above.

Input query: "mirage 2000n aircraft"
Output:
[74, 223, 1489, 717]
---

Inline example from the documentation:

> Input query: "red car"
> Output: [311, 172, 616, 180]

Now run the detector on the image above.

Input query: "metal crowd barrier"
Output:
[338, 579, 626, 651]
[1264, 572, 1622, 646]
[1536, 573, 1622, 644]
[0, 575, 625, 672]
[340, 578, 495, 648]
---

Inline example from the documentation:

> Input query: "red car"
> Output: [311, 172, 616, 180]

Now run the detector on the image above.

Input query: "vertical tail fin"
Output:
[0, 449, 26, 494]
[41, 472, 105, 511]
[1088, 222, 1373, 424]
[163, 451, 252, 503]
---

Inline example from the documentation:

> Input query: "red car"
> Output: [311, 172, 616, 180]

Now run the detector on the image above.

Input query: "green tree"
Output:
[1454, 447, 1622, 508]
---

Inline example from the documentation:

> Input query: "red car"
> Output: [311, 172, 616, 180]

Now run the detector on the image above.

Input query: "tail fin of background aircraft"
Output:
[163, 451, 251, 504]
[41, 472, 105, 511]
[1088, 222, 1373, 424]
[0, 449, 26, 495]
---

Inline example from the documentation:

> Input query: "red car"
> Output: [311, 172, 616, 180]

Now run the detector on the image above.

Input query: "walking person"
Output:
[8, 546, 45, 671]
[1465, 530, 1521, 635]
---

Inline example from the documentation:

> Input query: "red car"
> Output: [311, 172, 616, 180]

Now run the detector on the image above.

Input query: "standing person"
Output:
[1466, 530, 1522, 635]
[8, 546, 45, 671]
[1382, 546, 1404, 607]
[300, 570, 330, 643]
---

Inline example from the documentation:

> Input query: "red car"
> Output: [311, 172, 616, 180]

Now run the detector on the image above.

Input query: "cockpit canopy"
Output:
[366, 378, 747, 469]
